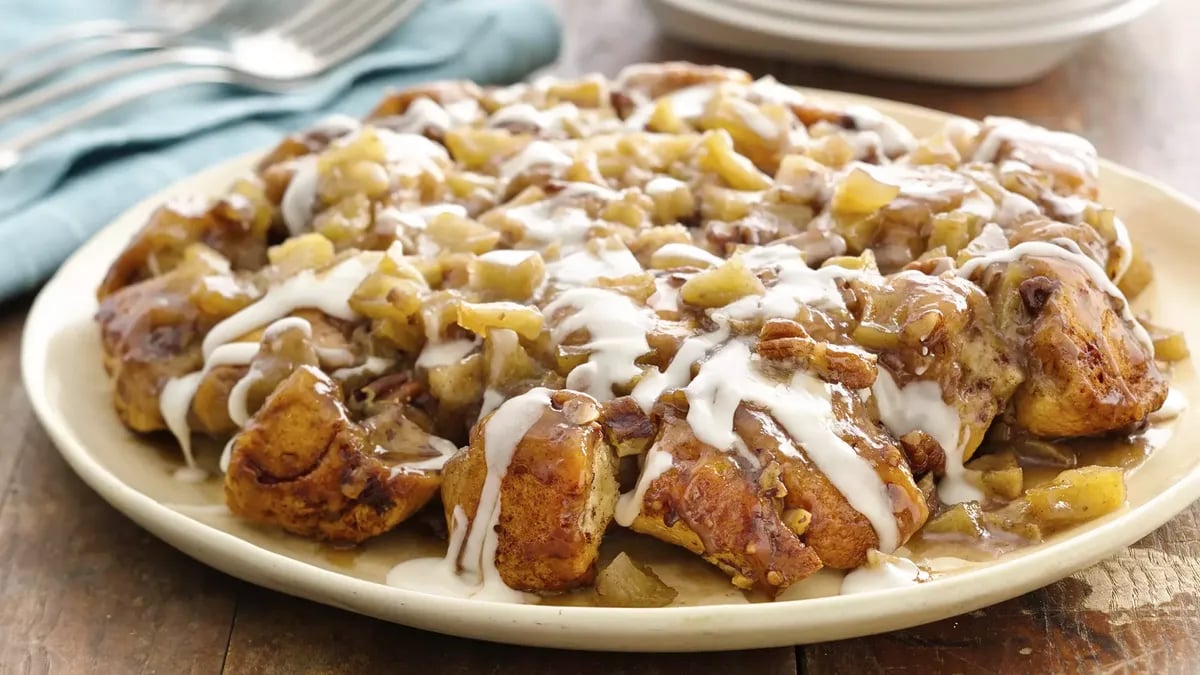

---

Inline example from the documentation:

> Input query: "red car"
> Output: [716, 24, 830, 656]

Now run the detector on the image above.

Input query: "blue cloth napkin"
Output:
[0, 0, 561, 300]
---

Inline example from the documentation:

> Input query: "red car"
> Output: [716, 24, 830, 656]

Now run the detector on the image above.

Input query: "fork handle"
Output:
[0, 31, 173, 100]
[0, 68, 237, 173]
[0, 46, 225, 123]
[0, 20, 131, 76]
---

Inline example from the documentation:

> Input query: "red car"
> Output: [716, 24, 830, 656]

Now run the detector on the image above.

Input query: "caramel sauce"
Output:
[905, 424, 1166, 563]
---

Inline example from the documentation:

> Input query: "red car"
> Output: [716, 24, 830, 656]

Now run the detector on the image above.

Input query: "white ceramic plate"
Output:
[727, 0, 1119, 31]
[649, 0, 1161, 85]
[22, 89, 1200, 652]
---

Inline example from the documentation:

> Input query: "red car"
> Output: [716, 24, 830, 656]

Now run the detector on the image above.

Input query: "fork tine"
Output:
[321, 0, 424, 64]
[276, 0, 378, 51]
[275, 0, 371, 44]
[302, 0, 413, 61]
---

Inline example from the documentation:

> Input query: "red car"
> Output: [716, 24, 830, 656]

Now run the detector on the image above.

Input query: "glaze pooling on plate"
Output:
[83, 62, 1187, 610]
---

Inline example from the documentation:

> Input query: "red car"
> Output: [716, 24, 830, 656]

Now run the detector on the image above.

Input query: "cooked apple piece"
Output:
[595, 553, 677, 608]
[1023, 466, 1125, 529]
[456, 300, 544, 340]
[679, 256, 764, 308]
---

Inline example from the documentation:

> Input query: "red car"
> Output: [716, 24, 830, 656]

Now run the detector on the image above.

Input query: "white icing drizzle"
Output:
[164, 254, 383, 479]
[1150, 388, 1188, 423]
[614, 448, 674, 527]
[647, 276, 681, 312]
[199, 274, 244, 300]
[628, 244, 901, 551]
[723, 249, 858, 320]
[505, 182, 620, 251]
[650, 242, 723, 268]
[746, 75, 808, 108]
[314, 346, 356, 369]
[543, 288, 654, 401]
[168, 315, 329, 475]
[159, 373, 206, 471]
[331, 356, 394, 381]
[995, 189, 1041, 225]
[218, 436, 236, 474]
[386, 506, 476, 598]
[384, 203, 468, 237]
[417, 338, 479, 369]
[488, 102, 579, 133]
[509, 203, 593, 251]
[621, 82, 715, 129]
[479, 249, 539, 266]
[477, 329, 520, 422]
[159, 341, 260, 472]
[310, 113, 362, 137]
[281, 156, 319, 235]
[729, 97, 779, 141]
[957, 241, 1154, 354]
[687, 339, 902, 551]
[388, 389, 551, 603]
[845, 105, 917, 157]
[468, 387, 552, 601]
[631, 324, 729, 412]
[383, 97, 452, 135]
[479, 389, 505, 421]
[444, 99, 483, 127]
[202, 254, 379, 358]
[172, 466, 209, 483]
[545, 238, 643, 286]
[644, 175, 687, 197]
[662, 84, 718, 121]
[1111, 216, 1133, 283]
[871, 369, 981, 505]
[227, 369, 261, 428]
[840, 556, 924, 594]
[498, 140, 573, 182]
[973, 116, 1098, 181]
[374, 128, 450, 173]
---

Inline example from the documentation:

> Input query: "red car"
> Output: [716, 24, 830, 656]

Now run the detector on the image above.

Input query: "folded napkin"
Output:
[0, 0, 561, 300]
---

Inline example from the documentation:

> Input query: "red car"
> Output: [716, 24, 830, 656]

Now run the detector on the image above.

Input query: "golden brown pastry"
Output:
[96, 245, 252, 431]
[441, 389, 618, 593]
[971, 249, 1167, 437]
[621, 400, 823, 594]
[92, 61, 1179, 604]
[225, 365, 441, 543]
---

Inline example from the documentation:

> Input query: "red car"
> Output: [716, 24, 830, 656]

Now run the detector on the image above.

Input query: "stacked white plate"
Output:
[646, 0, 1162, 85]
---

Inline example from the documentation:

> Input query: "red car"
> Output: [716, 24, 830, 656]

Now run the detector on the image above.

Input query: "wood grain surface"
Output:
[3, 0, 1199, 672]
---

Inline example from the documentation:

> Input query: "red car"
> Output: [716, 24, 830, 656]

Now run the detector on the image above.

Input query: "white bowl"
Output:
[815, 0, 1069, 7]
[648, 0, 1162, 85]
[730, 0, 1120, 30]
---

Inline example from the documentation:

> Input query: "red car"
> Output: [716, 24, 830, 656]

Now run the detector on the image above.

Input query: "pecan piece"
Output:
[898, 430, 946, 478]
[756, 318, 878, 389]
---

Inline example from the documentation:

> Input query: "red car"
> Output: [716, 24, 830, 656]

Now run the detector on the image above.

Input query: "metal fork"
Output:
[0, 0, 422, 172]
[0, 0, 345, 120]
[0, 0, 235, 95]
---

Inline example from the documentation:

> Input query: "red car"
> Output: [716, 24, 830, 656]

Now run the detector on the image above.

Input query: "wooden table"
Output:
[3, 0, 1199, 672]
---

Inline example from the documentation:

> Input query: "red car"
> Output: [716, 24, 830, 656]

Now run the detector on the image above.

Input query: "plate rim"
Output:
[20, 86, 1200, 652]
[650, 0, 1162, 50]
[724, 0, 1120, 32]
